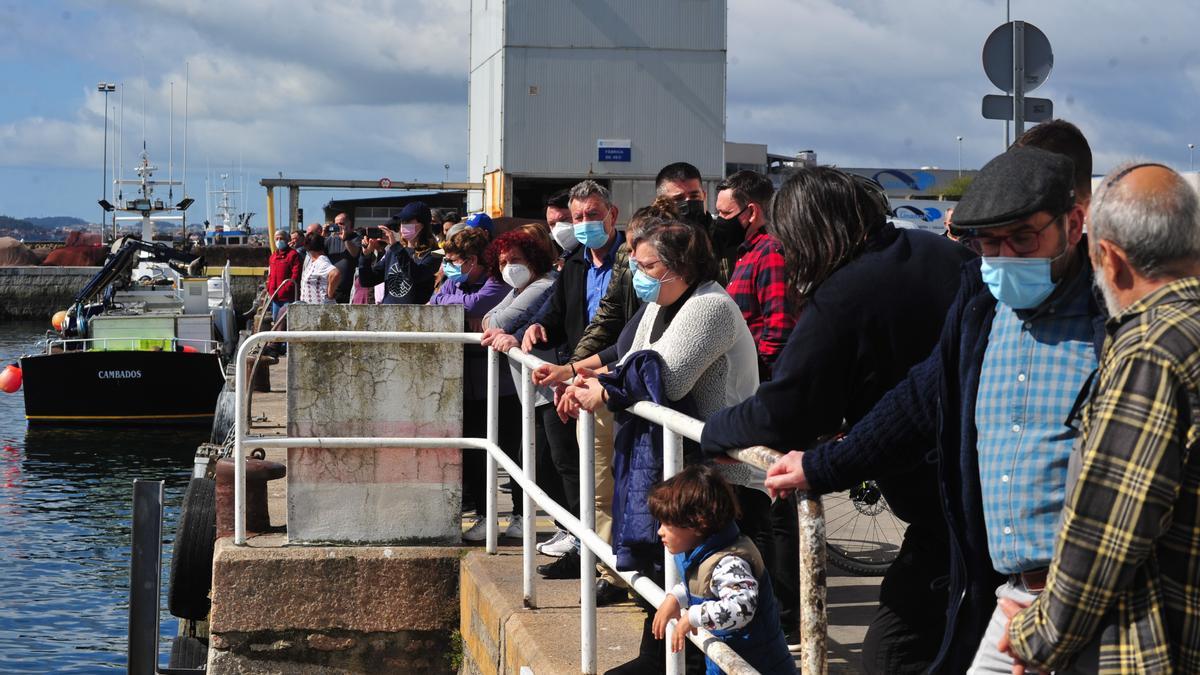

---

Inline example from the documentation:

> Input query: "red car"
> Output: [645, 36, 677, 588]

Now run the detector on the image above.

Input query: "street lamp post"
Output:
[98, 82, 116, 232]
[956, 136, 964, 178]
[1189, 144, 1195, 172]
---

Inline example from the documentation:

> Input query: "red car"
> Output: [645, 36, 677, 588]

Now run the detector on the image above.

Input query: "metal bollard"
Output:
[216, 456, 286, 538]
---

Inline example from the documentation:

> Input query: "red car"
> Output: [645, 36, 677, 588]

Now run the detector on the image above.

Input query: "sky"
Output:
[0, 0, 1197, 224]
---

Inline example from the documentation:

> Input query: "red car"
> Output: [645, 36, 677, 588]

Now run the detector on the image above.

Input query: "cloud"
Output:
[3, 0, 1200, 221]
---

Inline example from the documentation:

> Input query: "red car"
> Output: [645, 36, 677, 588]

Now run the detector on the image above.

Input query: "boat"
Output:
[202, 173, 256, 246]
[16, 152, 234, 425]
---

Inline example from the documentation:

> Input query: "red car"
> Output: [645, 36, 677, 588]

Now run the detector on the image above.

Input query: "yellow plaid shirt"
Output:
[1008, 277, 1200, 673]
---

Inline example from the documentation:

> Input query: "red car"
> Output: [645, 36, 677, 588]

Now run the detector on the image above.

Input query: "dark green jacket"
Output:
[571, 242, 638, 362]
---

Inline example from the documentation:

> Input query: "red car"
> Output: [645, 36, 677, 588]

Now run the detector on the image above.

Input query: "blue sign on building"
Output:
[597, 139, 631, 162]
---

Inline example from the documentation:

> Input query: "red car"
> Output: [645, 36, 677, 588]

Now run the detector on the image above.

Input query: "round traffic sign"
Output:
[379, 177, 392, 188]
[982, 21, 1053, 93]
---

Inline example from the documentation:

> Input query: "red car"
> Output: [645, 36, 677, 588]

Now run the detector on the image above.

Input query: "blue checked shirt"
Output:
[975, 270, 1096, 574]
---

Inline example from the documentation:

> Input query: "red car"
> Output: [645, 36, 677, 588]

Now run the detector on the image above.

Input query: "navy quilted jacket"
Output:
[601, 350, 699, 571]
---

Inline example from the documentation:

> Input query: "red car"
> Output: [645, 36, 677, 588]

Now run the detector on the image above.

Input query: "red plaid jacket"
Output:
[725, 230, 796, 378]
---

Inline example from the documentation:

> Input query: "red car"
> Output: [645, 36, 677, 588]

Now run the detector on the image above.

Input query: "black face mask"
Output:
[710, 205, 749, 249]
[678, 199, 711, 230]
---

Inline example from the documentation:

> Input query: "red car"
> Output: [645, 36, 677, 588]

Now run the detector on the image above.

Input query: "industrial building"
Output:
[468, 0, 727, 220]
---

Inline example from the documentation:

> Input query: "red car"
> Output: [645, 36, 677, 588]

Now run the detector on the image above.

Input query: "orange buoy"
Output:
[0, 364, 21, 394]
[51, 310, 68, 332]
[181, 345, 199, 353]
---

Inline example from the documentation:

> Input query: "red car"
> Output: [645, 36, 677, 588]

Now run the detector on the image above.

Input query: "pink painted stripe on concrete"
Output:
[287, 420, 464, 484]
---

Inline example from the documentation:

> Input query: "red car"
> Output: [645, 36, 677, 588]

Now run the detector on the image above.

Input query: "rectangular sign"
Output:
[982, 94, 1053, 122]
[597, 138, 632, 162]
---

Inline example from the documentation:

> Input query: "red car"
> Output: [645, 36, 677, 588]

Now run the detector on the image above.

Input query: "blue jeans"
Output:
[270, 300, 289, 324]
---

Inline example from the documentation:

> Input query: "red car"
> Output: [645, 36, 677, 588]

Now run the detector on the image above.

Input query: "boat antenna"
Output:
[141, 61, 147, 154]
[183, 62, 189, 205]
[118, 84, 124, 201]
[169, 80, 174, 202]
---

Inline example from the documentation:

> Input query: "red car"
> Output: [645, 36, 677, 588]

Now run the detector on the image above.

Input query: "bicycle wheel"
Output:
[823, 481, 906, 576]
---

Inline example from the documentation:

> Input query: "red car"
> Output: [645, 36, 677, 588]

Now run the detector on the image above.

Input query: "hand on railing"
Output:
[570, 368, 606, 413]
[763, 450, 809, 499]
[480, 328, 518, 353]
[531, 362, 574, 387]
[521, 324, 547, 353]
[555, 383, 581, 422]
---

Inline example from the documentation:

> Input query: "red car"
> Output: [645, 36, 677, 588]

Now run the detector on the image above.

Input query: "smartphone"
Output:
[365, 227, 383, 239]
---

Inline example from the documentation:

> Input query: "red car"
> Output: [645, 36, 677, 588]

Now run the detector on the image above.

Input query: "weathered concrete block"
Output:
[210, 539, 461, 633]
[0, 266, 100, 320]
[286, 304, 464, 544]
[207, 539, 463, 674]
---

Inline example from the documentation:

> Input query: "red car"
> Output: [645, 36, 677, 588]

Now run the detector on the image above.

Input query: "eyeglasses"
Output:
[958, 215, 1063, 256]
[629, 258, 661, 272]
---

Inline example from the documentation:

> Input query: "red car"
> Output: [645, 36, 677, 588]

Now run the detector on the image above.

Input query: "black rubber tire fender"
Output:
[168, 477, 217, 620]
[168, 635, 209, 669]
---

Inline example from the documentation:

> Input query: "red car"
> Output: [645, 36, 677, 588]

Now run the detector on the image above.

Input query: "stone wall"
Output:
[0, 266, 261, 320]
[208, 540, 462, 674]
[0, 267, 99, 320]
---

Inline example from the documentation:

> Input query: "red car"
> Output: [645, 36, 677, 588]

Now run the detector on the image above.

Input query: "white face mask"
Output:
[551, 221, 579, 252]
[501, 263, 532, 289]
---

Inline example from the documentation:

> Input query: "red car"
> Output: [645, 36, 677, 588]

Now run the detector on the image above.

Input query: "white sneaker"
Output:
[462, 516, 488, 542]
[503, 518, 524, 540]
[537, 529, 577, 557]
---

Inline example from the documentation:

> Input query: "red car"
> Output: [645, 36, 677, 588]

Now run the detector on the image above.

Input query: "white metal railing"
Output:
[233, 330, 827, 674]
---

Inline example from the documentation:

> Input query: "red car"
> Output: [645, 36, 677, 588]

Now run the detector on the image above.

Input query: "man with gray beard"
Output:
[1001, 163, 1200, 673]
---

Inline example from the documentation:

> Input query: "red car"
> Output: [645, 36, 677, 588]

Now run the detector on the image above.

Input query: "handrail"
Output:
[233, 329, 827, 674]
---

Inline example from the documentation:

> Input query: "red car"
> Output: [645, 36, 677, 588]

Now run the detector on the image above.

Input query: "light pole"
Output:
[1189, 144, 1195, 172]
[956, 136, 964, 177]
[98, 82, 116, 231]
[443, 163, 450, 182]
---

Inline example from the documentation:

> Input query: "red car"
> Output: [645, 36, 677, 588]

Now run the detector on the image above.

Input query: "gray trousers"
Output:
[967, 580, 1100, 674]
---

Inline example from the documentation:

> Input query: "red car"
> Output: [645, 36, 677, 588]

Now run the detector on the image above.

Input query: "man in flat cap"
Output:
[761, 145, 1109, 673]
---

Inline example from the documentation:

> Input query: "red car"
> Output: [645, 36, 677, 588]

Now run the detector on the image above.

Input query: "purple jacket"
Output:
[430, 276, 513, 400]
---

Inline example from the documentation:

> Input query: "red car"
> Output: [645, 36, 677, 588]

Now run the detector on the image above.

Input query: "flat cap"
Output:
[951, 146, 1075, 231]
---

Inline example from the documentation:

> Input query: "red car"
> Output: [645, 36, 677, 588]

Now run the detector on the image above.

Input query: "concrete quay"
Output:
[212, 352, 879, 674]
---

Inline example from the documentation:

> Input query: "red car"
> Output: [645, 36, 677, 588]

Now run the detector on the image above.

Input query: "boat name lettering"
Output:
[98, 370, 143, 379]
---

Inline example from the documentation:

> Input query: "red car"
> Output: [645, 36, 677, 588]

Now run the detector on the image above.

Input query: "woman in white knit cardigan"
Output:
[567, 219, 764, 490]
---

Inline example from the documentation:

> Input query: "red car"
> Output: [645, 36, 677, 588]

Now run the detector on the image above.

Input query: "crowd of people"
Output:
[265, 119, 1200, 675]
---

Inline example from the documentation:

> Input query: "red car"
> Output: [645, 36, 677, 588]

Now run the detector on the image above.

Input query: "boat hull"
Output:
[20, 350, 226, 425]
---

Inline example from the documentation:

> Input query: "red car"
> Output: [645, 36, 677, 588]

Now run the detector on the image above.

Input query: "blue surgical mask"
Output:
[979, 256, 1058, 309]
[442, 259, 467, 283]
[574, 220, 610, 249]
[632, 267, 677, 304]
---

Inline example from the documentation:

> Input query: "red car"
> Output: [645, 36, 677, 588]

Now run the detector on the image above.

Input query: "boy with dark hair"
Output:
[1014, 119, 1094, 204]
[648, 465, 795, 675]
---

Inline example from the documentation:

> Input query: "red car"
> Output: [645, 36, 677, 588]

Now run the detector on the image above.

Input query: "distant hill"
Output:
[23, 216, 88, 229]
[0, 215, 32, 228]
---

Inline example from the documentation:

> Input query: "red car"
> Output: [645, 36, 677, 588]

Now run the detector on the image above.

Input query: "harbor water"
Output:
[0, 322, 205, 672]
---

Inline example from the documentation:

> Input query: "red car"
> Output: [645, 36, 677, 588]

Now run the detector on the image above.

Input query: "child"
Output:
[648, 465, 796, 674]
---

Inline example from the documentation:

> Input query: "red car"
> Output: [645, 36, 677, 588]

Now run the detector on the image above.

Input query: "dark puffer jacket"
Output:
[601, 350, 698, 571]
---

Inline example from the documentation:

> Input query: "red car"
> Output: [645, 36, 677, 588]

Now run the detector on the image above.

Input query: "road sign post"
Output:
[983, 20, 1052, 148]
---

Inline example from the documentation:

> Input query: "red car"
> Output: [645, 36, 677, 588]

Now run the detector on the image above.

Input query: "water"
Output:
[0, 322, 208, 672]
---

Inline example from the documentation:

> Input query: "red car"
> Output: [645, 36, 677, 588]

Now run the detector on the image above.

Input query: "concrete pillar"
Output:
[285, 304, 464, 544]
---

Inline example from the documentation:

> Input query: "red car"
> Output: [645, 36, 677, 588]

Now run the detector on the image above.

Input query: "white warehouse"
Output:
[468, 0, 727, 220]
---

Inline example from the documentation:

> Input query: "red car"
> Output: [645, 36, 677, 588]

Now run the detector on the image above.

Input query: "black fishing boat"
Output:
[13, 153, 236, 425]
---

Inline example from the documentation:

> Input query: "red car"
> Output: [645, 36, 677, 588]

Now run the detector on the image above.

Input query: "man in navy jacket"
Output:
[762, 146, 1108, 673]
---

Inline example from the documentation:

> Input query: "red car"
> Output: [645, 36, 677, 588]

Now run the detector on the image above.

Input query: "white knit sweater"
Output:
[621, 281, 764, 489]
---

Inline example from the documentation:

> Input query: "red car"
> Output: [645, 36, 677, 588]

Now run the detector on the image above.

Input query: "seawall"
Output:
[0, 266, 262, 320]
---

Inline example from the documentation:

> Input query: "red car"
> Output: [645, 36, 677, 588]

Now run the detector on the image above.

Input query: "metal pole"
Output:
[957, 136, 963, 177]
[579, 410, 597, 675]
[1013, 20, 1026, 138]
[797, 493, 828, 674]
[234, 335, 249, 545]
[521, 363, 537, 609]
[100, 85, 110, 232]
[1004, 0, 1011, 149]
[485, 347, 499, 553]
[663, 429, 685, 675]
[1189, 144, 1195, 172]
